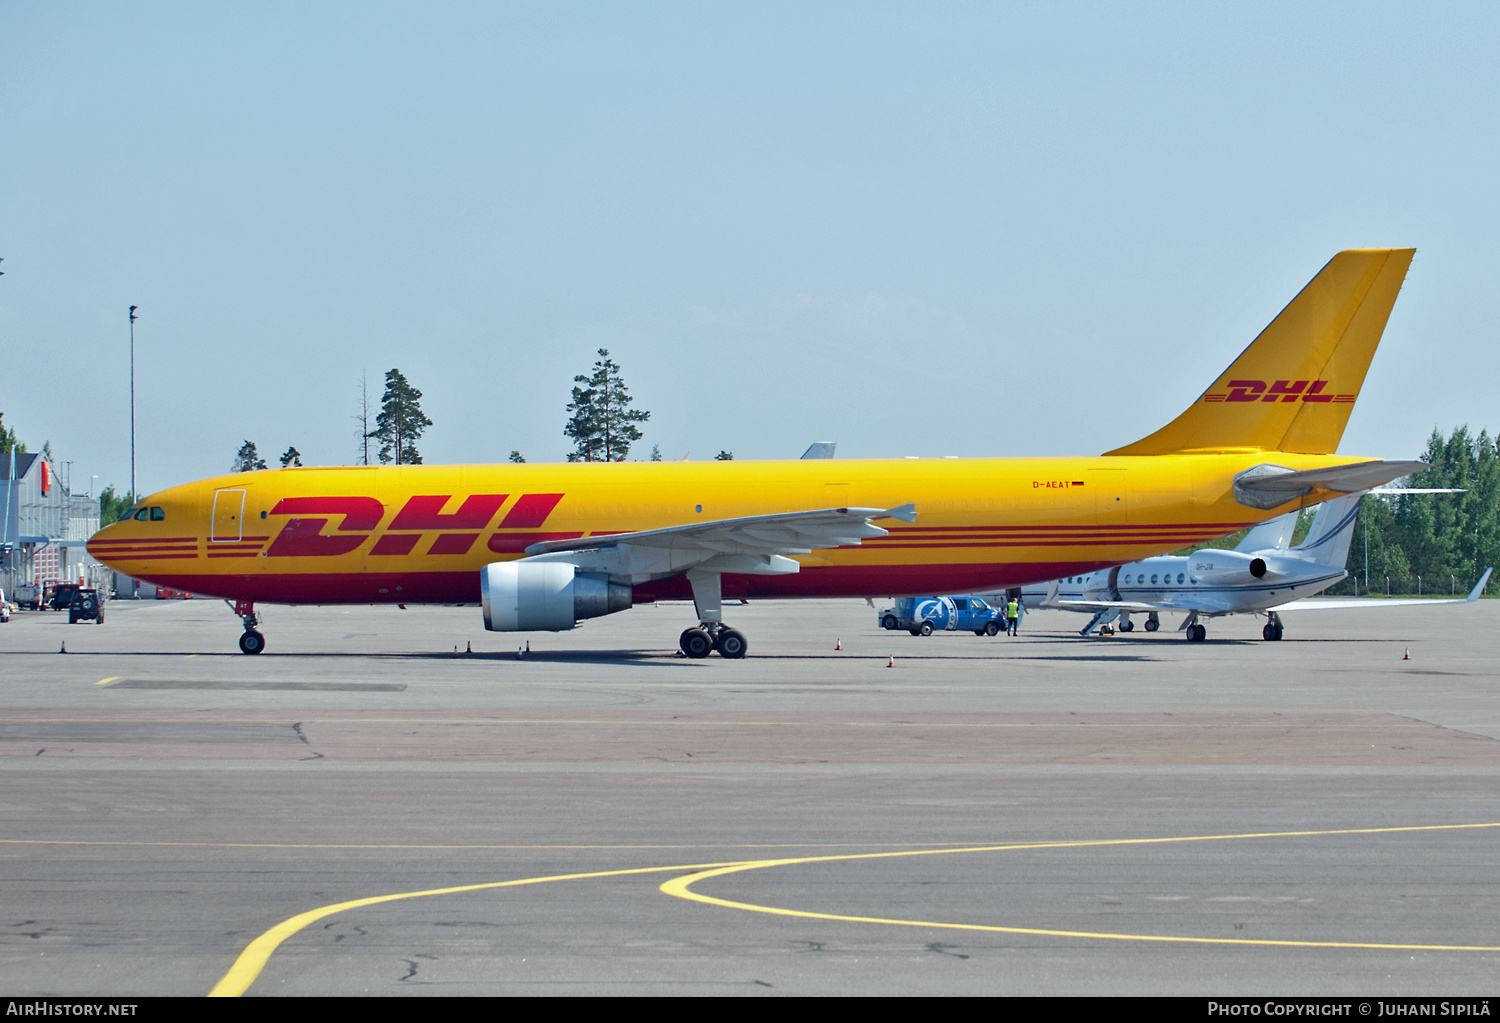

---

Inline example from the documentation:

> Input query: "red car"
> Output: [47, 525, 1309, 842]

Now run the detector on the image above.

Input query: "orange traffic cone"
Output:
[887, 654, 894, 667]
[525, 641, 531, 654]
[452, 645, 457, 658]
[517, 645, 524, 659]
[59, 642, 67, 654]
[835, 638, 842, 650]
[466, 641, 472, 654]
[1403, 647, 1410, 660]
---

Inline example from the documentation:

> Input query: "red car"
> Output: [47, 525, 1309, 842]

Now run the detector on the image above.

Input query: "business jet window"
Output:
[133, 508, 149, 521]
[150, 507, 166, 521]
[1151, 574, 1159, 584]
[1177, 573, 1185, 584]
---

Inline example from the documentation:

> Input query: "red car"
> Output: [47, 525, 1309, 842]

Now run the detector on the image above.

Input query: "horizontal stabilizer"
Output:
[1233, 460, 1428, 510]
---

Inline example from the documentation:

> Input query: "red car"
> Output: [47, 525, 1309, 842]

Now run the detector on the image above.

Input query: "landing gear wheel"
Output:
[1186, 624, 1206, 642]
[1263, 623, 1276, 641]
[239, 630, 266, 655]
[1144, 618, 1160, 632]
[679, 628, 713, 659]
[882, 615, 898, 631]
[918, 622, 934, 637]
[1119, 620, 1134, 632]
[715, 628, 748, 659]
[984, 622, 1000, 637]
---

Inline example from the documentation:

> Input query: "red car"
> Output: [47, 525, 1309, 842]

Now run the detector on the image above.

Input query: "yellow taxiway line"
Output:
[208, 822, 1500, 997]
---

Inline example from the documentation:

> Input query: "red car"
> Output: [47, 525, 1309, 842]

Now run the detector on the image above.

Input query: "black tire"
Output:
[716, 629, 748, 659]
[96, 613, 104, 625]
[908, 628, 922, 636]
[918, 622, 934, 637]
[1119, 620, 1134, 632]
[239, 630, 266, 655]
[882, 615, 898, 631]
[1263, 623, 1276, 641]
[81, 596, 97, 613]
[680, 628, 713, 659]
[984, 622, 1000, 637]
[1144, 618, 1159, 632]
[1273, 622, 1284, 641]
[69, 613, 78, 624]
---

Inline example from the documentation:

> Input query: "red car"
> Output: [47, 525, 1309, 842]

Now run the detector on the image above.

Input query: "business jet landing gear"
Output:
[680, 570, 748, 658]
[1262, 612, 1284, 642]
[1185, 624, 1207, 642]
[228, 599, 265, 654]
[1144, 612, 1160, 632]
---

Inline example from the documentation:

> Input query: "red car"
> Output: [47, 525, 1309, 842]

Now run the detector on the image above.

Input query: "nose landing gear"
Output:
[1261, 611, 1284, 641]
[228, 599, 265, 654]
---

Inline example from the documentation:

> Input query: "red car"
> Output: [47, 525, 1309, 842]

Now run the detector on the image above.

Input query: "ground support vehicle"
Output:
[12, 583, 40, 610]
[68, 588, 104, 624]
[881, 596, 1006, 636]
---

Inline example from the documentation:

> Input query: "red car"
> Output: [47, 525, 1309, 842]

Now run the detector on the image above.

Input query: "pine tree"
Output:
[0, 406, 24, 454]
[564, 349, 650, 462]
[715, 450, 734, 460]
[369, 369, 433, 466]
[280, 446, 303, 468]
[650, 445, 662, 462]
[232, 441, 267, 472]
[508, 451, 526, 463]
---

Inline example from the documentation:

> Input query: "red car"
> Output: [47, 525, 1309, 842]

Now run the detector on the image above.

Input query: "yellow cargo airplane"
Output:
[90, 249, 1425, 658]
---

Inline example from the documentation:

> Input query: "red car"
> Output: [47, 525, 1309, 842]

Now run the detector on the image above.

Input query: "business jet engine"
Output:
[481, 562, 633, 632]
[1186, 550, 1297, 587]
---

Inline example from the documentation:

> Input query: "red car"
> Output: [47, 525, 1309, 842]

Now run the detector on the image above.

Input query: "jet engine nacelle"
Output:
[1187, 550, 1296, 587]
[480, 562, 633, 632]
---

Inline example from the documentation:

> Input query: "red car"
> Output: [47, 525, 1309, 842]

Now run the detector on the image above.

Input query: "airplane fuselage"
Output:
[90, 452, 1362, 605]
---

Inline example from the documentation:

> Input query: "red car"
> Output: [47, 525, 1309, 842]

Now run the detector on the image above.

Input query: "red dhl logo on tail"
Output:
[258, 493, 577, 558]
[1201, 380, 1355, 404]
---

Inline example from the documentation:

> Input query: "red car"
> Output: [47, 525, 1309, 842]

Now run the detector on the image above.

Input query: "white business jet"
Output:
[1001, 491, 1491, 641]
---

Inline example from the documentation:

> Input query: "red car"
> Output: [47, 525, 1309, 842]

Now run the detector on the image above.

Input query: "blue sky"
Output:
[2, 2, 1496, 494]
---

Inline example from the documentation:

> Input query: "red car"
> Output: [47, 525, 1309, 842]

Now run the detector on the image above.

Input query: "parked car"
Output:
[878, 596, 1007, 636]
[46, 583, 83, 611]
[68, 588, 105, 624]
[0, 588, 10, 623]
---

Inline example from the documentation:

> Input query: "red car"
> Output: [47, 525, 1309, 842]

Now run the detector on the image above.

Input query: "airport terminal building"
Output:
[0, 451, 106, 599]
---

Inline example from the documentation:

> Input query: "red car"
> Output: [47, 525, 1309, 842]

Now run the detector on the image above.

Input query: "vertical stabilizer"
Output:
[1291, 492, 1364, 568]
[1235, 509, 1299, 553]
[1106, 249, 1414, 456]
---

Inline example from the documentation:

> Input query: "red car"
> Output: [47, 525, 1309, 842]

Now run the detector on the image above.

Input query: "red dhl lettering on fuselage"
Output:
[253, 493, 573, 558]
[1200, 380, 1355, 404]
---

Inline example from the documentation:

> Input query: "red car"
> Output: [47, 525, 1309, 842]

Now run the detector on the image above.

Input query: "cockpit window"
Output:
[150, 507, 166, 521]
[133, 508, 149, 521]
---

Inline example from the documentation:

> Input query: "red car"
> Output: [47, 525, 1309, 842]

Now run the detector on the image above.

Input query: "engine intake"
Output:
[481, 562, 633, 632]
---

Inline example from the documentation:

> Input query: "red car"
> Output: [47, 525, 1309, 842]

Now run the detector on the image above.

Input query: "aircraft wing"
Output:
[1269, 568, 1492, 612]
[1045, 598, 1182, 614]
[524, 504, 917, 560]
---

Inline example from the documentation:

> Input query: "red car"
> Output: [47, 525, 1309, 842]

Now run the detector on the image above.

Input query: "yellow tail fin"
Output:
[1105, 248, 1414, 456]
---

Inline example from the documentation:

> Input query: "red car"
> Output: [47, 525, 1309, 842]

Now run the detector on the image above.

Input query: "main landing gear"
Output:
[1262, 611, 1285, 642]
[228, 599, 265, 654]
[677, 569, 748, 659]
[1181, 611, 1207, 641]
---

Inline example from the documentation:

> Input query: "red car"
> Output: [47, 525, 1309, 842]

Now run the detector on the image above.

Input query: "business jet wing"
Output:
[1269, 568, 1491, 612]
[1044, 598, 1186, 614]
[525, 504, 918, 559]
